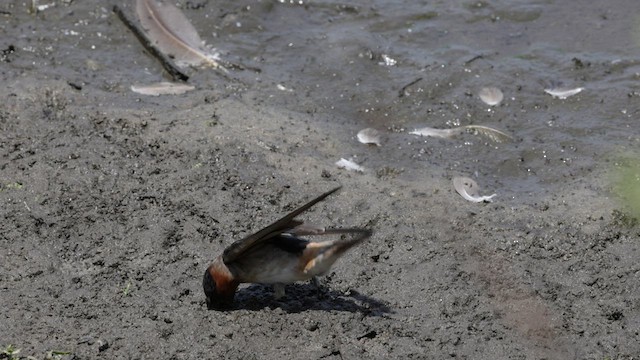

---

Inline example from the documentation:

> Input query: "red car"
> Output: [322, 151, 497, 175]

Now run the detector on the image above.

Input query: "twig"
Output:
[112, 5, 189, 82]
[398, 77, 422, 98]
[464, 54, 484, 65]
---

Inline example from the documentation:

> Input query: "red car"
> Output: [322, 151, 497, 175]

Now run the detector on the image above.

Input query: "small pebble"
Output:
[97, 339, 109, 352]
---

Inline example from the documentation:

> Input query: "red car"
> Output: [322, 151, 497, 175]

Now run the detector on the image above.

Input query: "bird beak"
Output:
[206, 295, 235, 310]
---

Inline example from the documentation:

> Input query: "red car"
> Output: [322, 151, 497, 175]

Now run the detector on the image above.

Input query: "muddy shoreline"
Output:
[1, 1, 639, 359]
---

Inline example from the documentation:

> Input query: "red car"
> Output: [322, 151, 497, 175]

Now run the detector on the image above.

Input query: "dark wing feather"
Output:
[222, 186, 342, 263]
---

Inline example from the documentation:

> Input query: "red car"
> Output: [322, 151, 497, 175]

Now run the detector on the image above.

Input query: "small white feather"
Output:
[131, 82, 195, 96]
[336, 158, 365, 172]
[410, 125, 512, 143]
[453, 176, 496, 203]
[409, 127, 457, 139]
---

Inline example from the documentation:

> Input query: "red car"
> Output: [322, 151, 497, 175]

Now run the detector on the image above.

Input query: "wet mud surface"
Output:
[1, 1, 639, 359]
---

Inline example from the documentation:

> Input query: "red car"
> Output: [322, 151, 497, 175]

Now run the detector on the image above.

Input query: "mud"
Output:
[1, 1, 639, 359]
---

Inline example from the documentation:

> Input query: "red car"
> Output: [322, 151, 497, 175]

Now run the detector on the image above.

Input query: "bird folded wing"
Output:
[222, 186, 342, 263]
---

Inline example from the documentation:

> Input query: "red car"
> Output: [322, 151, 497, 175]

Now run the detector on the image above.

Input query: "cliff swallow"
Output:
[203, 186, 371, 310]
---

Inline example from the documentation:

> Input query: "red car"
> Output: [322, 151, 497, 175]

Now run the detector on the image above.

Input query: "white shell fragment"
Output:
[453, 177, 497, 203]
[544, 87, 584, 99]
[410, 125, 512, 143]
[336, 158, 365, 172]
[276, 84, 293, 92]
[379, 54, 397, 66]
[131, 82, 195, 96]
[478, 87, 504, 106]
[357, 128, 383, 146]
[34, 2, 55, 12]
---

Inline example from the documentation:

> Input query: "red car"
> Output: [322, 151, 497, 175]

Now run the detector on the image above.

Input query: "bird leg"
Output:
[311, 276, 327, 299]
[273, 283, 286, 299]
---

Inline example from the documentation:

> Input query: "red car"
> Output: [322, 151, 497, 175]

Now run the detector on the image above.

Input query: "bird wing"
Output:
[222, 186, 342, 263]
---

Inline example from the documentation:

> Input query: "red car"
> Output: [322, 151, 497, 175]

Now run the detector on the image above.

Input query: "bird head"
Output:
[203, 258, 238, 310]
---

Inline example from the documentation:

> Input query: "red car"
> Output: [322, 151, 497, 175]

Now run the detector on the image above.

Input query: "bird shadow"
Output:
[228, 283, 393, 316]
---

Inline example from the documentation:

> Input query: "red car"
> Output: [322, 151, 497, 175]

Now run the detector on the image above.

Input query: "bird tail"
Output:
[301, 228, 372, 276]
[321, 228, 371, 253]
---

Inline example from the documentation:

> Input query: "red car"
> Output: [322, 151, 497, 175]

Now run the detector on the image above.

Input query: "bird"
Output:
[203, 186, 371, 310]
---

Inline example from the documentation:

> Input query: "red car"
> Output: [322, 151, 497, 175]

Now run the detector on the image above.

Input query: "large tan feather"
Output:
[136, 0, 221, 69]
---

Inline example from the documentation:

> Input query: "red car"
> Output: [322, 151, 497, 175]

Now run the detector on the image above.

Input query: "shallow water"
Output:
[5, 1, 639, 206]
[209, 0, 640, 202]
